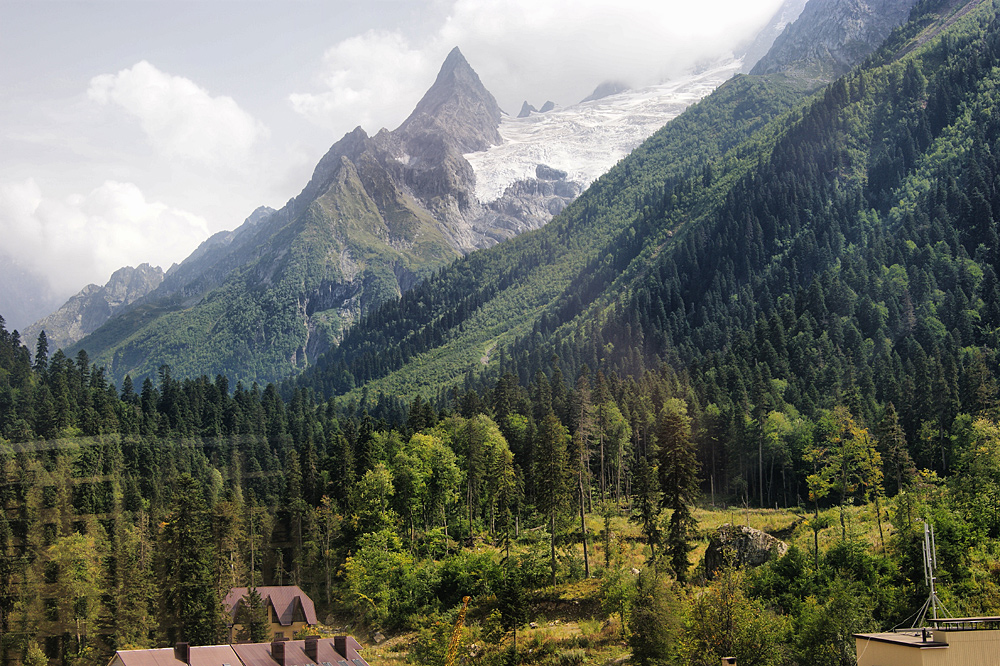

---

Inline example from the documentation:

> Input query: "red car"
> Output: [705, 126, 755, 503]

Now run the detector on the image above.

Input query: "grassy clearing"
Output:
[347, 502, 897, 665]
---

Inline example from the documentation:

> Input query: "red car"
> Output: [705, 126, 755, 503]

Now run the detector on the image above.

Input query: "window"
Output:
[292, 598, 306, 623]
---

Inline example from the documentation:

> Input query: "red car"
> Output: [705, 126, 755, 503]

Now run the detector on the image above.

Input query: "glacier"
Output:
[465, 58, 743, 204]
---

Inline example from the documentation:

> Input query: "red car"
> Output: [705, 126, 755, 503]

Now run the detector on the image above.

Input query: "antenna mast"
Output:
[913, 521, 950, 628]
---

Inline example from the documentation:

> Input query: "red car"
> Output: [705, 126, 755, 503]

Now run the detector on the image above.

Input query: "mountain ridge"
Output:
[63, 47, 559, 384]
[292, 0, 981, 402]
[23, 263, 164, 354]
[751, 0, 921, 77]
[61, 0, 923, 387]
[63, 37, 756, 385]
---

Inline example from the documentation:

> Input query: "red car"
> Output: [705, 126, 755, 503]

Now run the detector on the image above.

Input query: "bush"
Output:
[627, 569, 682, 666]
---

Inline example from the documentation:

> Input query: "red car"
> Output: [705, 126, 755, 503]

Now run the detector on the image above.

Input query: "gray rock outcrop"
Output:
[518, 101, 537, 118]
[704, 524, 789, 578]
[582, 80, 629, 103]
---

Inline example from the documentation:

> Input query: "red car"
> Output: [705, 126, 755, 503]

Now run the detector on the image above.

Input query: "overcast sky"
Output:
[0, 0, 785, 314]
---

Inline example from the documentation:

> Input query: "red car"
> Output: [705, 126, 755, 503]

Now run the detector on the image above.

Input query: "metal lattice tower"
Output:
[913, 521, 951, 628]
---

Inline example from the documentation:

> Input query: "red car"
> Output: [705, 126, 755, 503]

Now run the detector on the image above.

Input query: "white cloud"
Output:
[291, 0, 784, 137]
[441, 0, 785, 95]
[289, 30, 444, 136]
[0, 179, 209, 296]
[88, 61, 268, 170]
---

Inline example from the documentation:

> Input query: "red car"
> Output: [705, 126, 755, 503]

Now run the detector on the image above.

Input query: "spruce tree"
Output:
[32, 331, 48, 375]
[160, 474, 222, 645]
[534, 411, 570, 587]
[235, 588, 270, 643]
[657, 398, 699, 583]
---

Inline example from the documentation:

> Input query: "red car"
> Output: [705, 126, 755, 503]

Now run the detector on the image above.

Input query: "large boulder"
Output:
[704, 524, 789, 578]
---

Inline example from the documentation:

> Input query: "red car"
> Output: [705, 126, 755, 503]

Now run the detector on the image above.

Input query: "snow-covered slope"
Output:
[465, 58, 743, 203]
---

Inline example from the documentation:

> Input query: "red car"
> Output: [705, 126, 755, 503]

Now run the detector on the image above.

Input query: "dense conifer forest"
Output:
[6, 0, 1000, 665]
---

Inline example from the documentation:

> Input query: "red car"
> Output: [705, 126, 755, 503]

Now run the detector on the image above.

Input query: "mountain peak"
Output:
[396, 46, 503, 153]
[581, 80, 630, 103]
[440, 46, 472, 75]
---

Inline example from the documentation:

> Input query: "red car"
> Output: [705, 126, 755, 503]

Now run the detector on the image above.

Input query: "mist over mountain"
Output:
[0, 255, 63, 332]
[738, 0, 809, 72]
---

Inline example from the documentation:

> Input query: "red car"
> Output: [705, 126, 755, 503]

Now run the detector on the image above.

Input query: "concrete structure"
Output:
[108, 636, 366, 666]
[855, 617, 1000, 666]
[223, 586, 317, 642]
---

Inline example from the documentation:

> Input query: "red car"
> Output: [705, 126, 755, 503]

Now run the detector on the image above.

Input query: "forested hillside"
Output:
[297, 0, 1000, 487]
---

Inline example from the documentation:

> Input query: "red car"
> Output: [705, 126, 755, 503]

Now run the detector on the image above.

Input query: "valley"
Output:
[4, 0, 1000, 665]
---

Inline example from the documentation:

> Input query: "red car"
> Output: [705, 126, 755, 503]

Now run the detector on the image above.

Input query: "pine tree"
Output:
[876, 403, 915, 496]
[32, 331, 48, 375]
[631, 455, 662, 566]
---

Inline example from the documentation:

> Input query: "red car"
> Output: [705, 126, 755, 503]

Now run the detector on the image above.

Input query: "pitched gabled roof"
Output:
[110, 638, 367, 666]
[111, 645, 241, 666]
[223, 586, 317, 626]
[232, 641, 313, 666]
[232, 638, 366, 666]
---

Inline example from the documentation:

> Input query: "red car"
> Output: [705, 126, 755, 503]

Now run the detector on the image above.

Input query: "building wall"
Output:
[270, 620, 311, 640]
[228, 620, 313, 642]
[933, 629, 1000, 666]
[856, 629, 1000, 666]
[855, 638, 934, 666]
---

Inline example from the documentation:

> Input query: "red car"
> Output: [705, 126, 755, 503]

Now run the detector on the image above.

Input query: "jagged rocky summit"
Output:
[24, 264, 164, 353]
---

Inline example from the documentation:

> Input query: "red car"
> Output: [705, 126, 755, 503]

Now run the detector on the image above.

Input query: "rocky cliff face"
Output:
[738, 0, 809, 73]
[25, 263, 163, 352]
[396, 46, 503, 154]
[751, 0, 920, 78]
[473, 165, 582, 242]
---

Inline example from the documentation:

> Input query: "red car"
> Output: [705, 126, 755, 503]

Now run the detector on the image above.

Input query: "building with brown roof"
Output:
[108, 636, 367, 666]
[223, 586, 317, 642]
